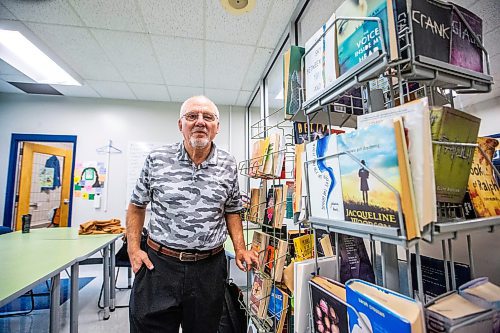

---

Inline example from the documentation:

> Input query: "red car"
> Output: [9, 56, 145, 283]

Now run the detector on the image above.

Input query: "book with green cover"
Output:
[283, 46, 305, 119]
[430, 107, 481, 203]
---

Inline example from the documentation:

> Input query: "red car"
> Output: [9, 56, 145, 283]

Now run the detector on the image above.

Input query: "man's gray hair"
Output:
[179, 95, 220, 119]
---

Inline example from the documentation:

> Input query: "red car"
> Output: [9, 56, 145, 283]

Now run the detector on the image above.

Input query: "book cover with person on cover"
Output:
[337, 120, 403, 228]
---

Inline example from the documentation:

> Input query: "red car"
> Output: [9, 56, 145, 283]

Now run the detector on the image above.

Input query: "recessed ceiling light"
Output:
[0, 29, 80, 86]
[220, 0, 256, 15]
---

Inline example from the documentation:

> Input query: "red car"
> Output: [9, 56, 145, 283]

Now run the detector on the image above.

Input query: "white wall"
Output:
[0, 93, 247, 227]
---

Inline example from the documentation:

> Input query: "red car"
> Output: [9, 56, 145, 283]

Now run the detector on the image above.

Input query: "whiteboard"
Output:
[126, 141, 167, 208]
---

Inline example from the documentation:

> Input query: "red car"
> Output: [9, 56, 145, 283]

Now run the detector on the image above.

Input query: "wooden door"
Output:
[16, 143, 73, 230]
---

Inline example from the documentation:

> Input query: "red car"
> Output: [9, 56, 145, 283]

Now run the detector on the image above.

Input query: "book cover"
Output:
[357, 97, 437, 230]
[339, 234, 375, 284]
[250, 274, 272, 319]
[267, 286, 289, 333]
[294, 257, 338, 333]
[272, 183, 288, 229]
[310, 276, 349, 333]
[431, 106, 481, 204]
[293, 143, 306, 214]
[467, 137, 500, 217]
[250, 230, 270, 270]
[336, 0, 397, 75]
[257, 181, 268, 224]
[284, 46, 305, 119]
[285, 181, 295, 219]
[248, 188, 261, 223]
[410, 253, 471, 304]
[293, 233, 315, 262]
[264, 236, 288, 282]
[450, 3, 483, 73]
[306, 135, 345, 221]
[262, 188, 275, 228]
[287, 229, 308, 259]
[393, 0, 409, 60]
[250, 138, 270, 177]
[459, 277, 500, 333]
[411, 0, 453, 63]
[317, 229, 336, 258]
[337, 120, 403, 229]
[346, 279, 425, 333]
[293, 122, 331, 145]
[262, 133, 282, 177]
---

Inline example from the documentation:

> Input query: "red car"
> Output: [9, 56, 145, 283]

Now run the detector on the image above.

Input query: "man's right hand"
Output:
[128, 248, 154, 273]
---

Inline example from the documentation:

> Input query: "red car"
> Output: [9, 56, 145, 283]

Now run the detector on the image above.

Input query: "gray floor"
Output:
[0, 255, 247, 333]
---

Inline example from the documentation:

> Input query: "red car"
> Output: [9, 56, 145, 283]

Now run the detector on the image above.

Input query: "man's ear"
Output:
[216, 122, 220, 134]
[178, 119, 182, 131]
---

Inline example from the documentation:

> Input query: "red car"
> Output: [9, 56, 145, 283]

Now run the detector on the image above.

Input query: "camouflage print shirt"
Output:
[130, 142, 242, 250]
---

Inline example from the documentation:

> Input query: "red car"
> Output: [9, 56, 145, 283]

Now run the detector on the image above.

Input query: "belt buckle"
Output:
[179, 252, 196, 262]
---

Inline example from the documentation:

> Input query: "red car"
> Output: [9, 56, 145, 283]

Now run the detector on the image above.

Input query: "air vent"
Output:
[8, 82, 63, 95]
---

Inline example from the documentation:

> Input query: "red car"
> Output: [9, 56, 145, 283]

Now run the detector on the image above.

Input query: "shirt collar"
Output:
[176, 141, 218, 167]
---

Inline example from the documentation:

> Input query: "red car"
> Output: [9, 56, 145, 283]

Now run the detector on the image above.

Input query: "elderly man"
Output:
[127, 95, 258, 333]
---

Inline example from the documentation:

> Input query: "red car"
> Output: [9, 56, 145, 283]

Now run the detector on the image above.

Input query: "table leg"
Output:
[103, 245, 110, 320]
[110, 241, 116, 311]
[70, 262, 79, 333]
[50, 273, 61, 333]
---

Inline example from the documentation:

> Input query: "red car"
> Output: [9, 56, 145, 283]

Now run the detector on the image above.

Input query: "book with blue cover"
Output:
[336, 0, 397, 75]
[267, 286, 289, 333]
[346, 279, 425, 333]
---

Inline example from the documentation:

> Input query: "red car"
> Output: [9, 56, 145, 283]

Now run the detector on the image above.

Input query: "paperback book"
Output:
[338, 234, 375, 284]
[263, 236, 288, 282]
[284, 46, 305, 119]
[267, 286, 289, 333]
[467, 137, 500, 217]
[250, 230, 270, 270]
[293, 122, 331, 145]
[250, 274, 272, 319]
[310, 276, 349, 333]
[292, 233, 314, 262]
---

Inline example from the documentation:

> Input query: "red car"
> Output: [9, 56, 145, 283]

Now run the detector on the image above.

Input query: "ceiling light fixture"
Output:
[0, 29, 80, 86]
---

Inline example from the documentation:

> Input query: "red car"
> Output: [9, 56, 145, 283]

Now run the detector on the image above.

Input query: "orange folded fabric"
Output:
[79, 218, 125, 235]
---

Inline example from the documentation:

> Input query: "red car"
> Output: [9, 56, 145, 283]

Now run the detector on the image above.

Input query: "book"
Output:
[262, 188, 275, 228]
[248, 188, 261, 223]
[262, 133, 283, 177]
[450, 3, 483, 73]
[293, 122, 331, 145]
[272, 183, 288, 229]
[425, 292, 493, 333]
[293, 143, 305, 214]
[263, 236, 288, 282]
[346, 279, 425, 333]
[411, 0, 453, 64]
[410, 253, 471, 304]
[250, 230, 270, 270]
[250, 138, 270, 177]
[267, 286, 289, 333]
[249, 274, 272, 319]
[467, 137, 500, 217]
[306, 135, 345, 221]
[304, 13, 337, 102]
[319, 231, 336, 258]
[337, 120, 413, 235]
[293, 257, 337, 333]
[393, 0, 409, 60]
[459, 277, 500, 332]
[284, 46, 305, 119]
[310, 276, 349, 333]
[358, 97, 437, 230]
[287, 229, 308, 259]
[338, 234, 375, 284]
[292, 233, 314, 262]
[285, 181, 294, 219]
[336, 0, 398, 75]
[430, 106, 481, 204]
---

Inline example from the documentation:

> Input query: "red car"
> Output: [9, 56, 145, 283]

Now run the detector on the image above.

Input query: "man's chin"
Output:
[189, 138, 210, 149]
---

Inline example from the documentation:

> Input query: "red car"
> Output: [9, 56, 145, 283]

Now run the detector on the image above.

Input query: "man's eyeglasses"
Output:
[182, 112, 218, 122]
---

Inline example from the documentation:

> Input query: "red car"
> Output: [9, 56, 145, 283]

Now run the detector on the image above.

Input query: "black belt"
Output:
[147, 238, 224, 262]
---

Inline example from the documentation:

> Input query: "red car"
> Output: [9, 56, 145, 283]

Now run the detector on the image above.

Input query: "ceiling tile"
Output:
[68, 0, 146, 32]
[0, 59, 24, 75]
[51, 84, 100, 98]
[258, 0, 299, 48]
[0, 80, 24, 94]
[241, 47, 273, 91]
[204, 88, 238, 106]
[205, 0, 272, 45]
[205, 42, 255, 90]
[1, 0, 83, 26]
[86, 80, 136, 100]
[235, 90, 253, 106]
[483, 27, 500, 58]
[151, 35, 204, 86]
[25, 23, 122, 81]
[167, 86, 204, 103]
[298, 0, 339, 44]
[0, 3, 15, 19]
[91, 29, 163, 84]
[128, 83, 170, 101]
[138, 0, 204, 38]
[470, 0, 500, 34]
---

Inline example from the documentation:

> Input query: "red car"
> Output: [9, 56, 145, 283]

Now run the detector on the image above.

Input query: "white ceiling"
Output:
[0, 0, 299, 106]
[0, 0, 498, 109]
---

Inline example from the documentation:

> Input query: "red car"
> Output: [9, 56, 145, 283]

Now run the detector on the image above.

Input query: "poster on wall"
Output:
[39, 167, 55, 188]
[73, 161, 106, 200]
[126, 142, 166, 208]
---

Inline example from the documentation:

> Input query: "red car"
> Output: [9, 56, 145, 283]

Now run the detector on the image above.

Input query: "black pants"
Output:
[129, 246, 227, 333]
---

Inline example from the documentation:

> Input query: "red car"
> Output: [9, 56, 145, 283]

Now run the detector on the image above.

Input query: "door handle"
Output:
[29, 202, 39, 209]
[63, 199, 70, 204]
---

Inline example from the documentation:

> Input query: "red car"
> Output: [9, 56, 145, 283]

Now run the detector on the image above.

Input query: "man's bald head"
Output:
[179, 96, 220, 119]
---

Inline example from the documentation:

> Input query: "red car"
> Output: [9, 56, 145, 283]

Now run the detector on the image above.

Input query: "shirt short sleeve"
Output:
[130, 154, 152, 207]
[224, 158, 242, 213]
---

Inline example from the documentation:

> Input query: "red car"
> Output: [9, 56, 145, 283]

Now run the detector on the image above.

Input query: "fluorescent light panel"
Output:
[0, 29, 80, 86]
